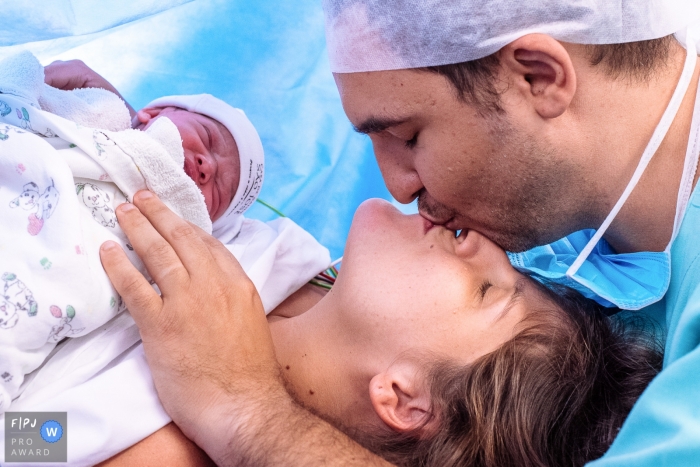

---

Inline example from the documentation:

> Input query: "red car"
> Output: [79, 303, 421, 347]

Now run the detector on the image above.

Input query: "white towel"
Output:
[40, 85, 131, 132]
[0, 51, 43, 107]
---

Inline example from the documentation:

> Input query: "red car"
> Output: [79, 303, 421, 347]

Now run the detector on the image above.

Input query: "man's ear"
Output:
[369, 362, 437, 437]
[499, 34, 577, 119]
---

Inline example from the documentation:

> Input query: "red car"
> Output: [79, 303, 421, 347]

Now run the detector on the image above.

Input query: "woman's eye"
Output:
[455, 229, 462, 238]
[404, 132, 419, 149]
[479, 280, 493, 299]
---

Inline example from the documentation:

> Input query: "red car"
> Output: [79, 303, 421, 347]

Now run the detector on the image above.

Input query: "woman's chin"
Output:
[347, 199, 395, 239]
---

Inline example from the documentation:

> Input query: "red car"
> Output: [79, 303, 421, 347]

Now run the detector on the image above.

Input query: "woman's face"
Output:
[270, 199, 548, 433]
[334, 198, 533, 363]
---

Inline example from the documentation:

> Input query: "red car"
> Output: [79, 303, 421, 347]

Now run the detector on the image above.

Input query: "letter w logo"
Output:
[45, 427, 58, 437]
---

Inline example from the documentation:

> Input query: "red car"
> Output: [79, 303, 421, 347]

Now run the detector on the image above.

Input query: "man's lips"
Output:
[421, 215, 464, 236]
[420, 211, 454, 229]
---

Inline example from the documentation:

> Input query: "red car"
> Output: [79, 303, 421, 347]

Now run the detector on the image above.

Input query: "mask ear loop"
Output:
[566, 30, 698, 278]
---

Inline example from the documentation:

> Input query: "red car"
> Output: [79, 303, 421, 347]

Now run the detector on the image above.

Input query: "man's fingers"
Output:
[99, 240, 162, 331]
[115, 200, 191, 296]
[198, 231, 250, 280]
[131, 191, 218, 274]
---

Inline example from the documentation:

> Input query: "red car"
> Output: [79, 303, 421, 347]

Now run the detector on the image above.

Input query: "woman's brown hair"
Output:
[360, 281, 662, 467]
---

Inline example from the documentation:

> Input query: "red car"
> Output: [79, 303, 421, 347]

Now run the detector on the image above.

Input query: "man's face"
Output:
[335, 69, 583, 252]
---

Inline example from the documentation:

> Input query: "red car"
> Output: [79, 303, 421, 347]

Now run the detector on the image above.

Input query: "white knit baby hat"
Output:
[323, 0, 700, 73]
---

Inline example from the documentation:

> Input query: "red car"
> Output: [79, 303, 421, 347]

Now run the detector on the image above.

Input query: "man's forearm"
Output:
[195, 383, 393, 467]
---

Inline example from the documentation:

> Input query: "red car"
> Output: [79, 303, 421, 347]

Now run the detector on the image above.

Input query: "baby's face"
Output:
[135, 107, 240, 221]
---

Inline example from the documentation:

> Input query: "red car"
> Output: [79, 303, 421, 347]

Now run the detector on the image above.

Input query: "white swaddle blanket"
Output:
[0, 52, 331, 465]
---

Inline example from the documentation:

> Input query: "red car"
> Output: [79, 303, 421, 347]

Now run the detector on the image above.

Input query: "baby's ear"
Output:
[369, 361, 438, 437]
[135, 107, 163, 125]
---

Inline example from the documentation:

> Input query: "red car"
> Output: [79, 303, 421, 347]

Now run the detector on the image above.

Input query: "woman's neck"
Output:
[268, 284, 343, 408]
[267, 283, 328, 321]
[266, 285, 381, 427]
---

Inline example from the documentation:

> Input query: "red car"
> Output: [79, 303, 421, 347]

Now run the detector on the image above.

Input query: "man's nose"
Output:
[196, 156, 215, 184]
[374, 148, 424, 204]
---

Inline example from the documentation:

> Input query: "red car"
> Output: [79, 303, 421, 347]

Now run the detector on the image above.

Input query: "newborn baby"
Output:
[133, 94, 265, 241]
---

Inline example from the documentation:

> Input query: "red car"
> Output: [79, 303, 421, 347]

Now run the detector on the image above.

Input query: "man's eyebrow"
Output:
[353, 116, 409, 135]
[495, 277, 527, 323]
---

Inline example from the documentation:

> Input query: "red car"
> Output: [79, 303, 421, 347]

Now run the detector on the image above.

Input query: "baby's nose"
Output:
[196, 156, 215, 184]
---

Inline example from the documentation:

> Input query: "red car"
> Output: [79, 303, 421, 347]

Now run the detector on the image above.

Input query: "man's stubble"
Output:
[418, 116, 600, 253]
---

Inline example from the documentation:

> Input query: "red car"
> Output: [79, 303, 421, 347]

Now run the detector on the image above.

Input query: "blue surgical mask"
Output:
[508, 231, 672, 309]
[509, 27, 700, 310]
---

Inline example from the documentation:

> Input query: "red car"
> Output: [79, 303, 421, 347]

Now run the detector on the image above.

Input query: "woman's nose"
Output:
[196, 156, 215, 184]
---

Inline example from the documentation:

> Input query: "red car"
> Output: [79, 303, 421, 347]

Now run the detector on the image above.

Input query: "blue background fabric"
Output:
[3, 0, 406, 260]
[0, 0, 193, 46]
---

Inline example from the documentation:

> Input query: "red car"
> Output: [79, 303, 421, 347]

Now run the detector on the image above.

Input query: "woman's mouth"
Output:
[423, 217, 436, 234]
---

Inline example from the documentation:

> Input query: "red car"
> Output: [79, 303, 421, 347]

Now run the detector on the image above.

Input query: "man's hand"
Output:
[44, 60, 137, 120]
[99, 190, 277, 447]
[100, 191, 391, 466]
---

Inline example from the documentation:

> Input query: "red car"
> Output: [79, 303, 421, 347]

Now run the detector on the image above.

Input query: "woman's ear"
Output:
[369, 362, 437, 437]
[499, 33, 577, 119]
